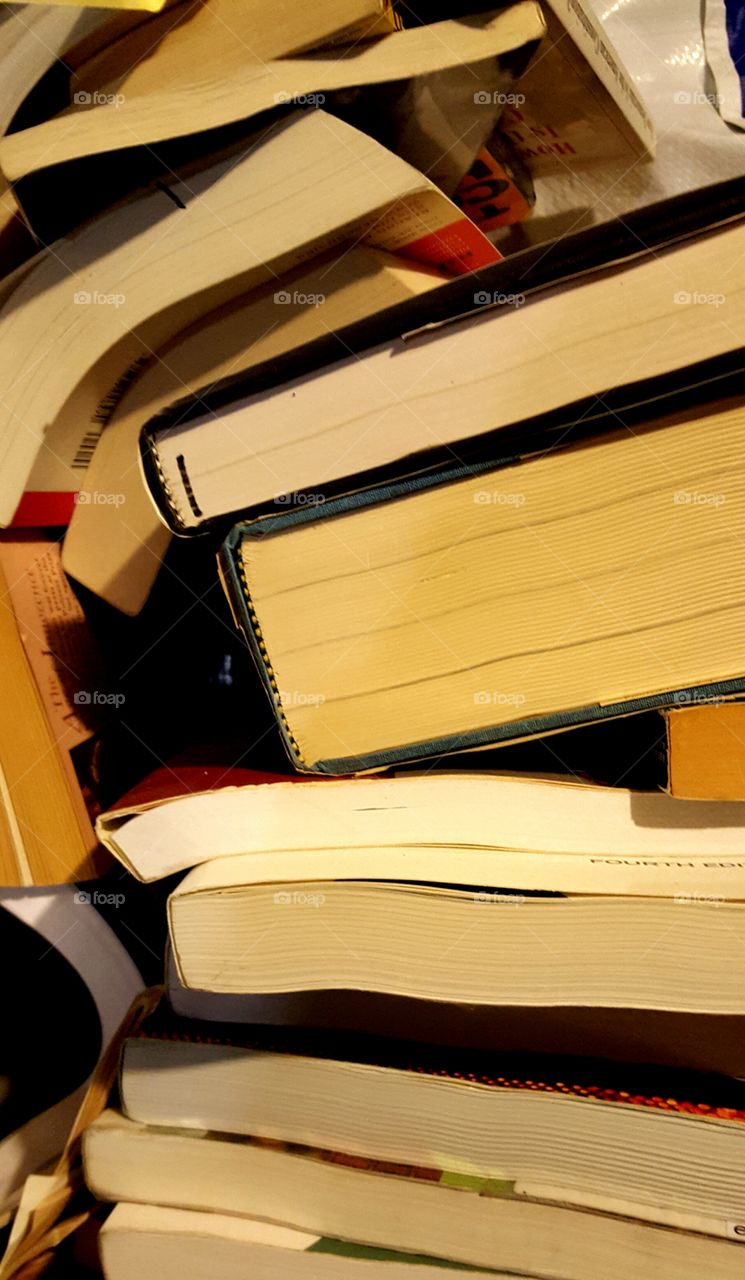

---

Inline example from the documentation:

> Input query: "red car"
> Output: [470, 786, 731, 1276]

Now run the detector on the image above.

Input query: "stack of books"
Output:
[0, 1, 744, 1277]
[87, 771, 745, 1279]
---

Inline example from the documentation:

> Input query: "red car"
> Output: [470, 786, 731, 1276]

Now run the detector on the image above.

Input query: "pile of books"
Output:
[86, 770, 745, 1279]
[0, 1, 743, 1277]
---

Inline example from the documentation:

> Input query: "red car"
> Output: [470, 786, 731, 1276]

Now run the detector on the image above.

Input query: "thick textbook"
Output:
[168, 858, 745, 1012]
[85, 1112, 745, 1278]
[120, 1000, 745, 1237]
[97, 770, 745, 884]
[142, 182, 745, 534]
[219, 395, 745, 773]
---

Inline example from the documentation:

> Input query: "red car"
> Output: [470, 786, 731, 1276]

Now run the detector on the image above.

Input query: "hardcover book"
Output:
[218, 396, 745, 773]
[141, 191, 745, 536]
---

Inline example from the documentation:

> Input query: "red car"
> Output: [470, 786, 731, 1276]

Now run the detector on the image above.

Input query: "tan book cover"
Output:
[665, 702, 745, 801]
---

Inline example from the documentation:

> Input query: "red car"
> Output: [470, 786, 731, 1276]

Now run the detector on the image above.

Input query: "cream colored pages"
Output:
[0, 4, 109, 134]
[166, 841, 745, 899]
[169, 881, 745, 1011]
[98, 1199, 693, 1280]
[117, 1049, 745, 1236]
[0, 6, 546, 181]
[74, 0, 395, 101]
[153, 221, 745, 530]
[62, 249, 442, 615]
[103, 1203, 324, 1251]
[96, 772, 745, 883]
[84, 1115, 745, 1280]
[0, 5, 105, 272]
[15, 1, 168, 9]
[0, 180, 29, 279]
[238, 402, 745, 769]
[0, 108, 468, 526]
